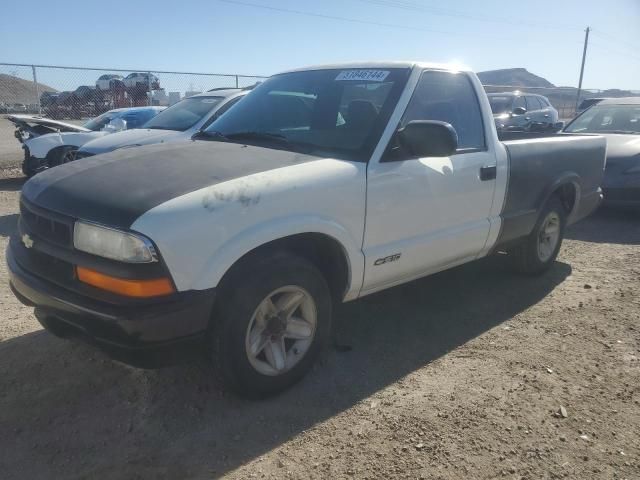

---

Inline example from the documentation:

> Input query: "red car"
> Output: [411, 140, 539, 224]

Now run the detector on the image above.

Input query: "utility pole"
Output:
[575, 26, 590, 112]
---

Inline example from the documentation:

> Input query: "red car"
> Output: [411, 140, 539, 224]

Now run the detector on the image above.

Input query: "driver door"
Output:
[361, 70, 497, 293]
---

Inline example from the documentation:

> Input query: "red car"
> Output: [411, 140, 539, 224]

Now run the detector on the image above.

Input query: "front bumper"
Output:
[8, 245, 215, 368]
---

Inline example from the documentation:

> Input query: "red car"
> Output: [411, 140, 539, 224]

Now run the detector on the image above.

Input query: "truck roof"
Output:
[279, 61, 471, 74]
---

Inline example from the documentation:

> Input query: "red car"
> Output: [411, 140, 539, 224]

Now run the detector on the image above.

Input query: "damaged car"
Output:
[8, 106, 165, 177]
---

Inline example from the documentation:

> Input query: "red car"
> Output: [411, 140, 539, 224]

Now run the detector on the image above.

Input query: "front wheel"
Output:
[510, 196, 566, 274]
[212, 252, 332, 398]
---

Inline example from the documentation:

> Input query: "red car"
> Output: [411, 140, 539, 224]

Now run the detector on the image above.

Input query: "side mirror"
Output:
[397, 120, 458, 158]
[103, 118, 127, 132]
[554, 121, 565, 132]
[513, 107, 527, 115]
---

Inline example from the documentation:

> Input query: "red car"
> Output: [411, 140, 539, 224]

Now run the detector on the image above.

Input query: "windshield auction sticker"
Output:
[335, 70, 390, 82]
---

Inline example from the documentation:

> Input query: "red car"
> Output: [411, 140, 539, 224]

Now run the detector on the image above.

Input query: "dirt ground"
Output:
[0, 118, 24, 169]
[0, 166, 638, 480]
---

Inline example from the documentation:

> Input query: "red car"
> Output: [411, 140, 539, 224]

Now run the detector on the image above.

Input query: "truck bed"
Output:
[495, 133, 606, 248]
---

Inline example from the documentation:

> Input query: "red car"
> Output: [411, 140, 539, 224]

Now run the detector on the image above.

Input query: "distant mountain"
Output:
[0, 74, 57, 105]
[477, 68, 555, 88]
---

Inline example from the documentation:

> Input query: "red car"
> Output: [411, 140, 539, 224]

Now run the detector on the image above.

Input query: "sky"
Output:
[1, 0, 639, 91]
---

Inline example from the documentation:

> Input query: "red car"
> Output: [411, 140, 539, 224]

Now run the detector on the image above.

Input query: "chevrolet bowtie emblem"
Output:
[21, 233, 34, 249]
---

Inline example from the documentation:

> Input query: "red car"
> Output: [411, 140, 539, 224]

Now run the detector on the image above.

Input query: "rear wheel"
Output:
[211, 251, 332, 398]
[510, 196, 566, 274]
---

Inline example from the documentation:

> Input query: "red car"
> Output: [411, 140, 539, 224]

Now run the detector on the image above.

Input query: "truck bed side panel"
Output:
[496, 134, 606, 247]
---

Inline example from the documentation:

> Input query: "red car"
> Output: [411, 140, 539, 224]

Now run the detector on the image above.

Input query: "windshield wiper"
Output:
[193, 130, 229, 141]
[224, 131, 290, 143]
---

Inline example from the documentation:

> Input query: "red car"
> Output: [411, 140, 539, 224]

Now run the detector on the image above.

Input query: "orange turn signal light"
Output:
[76, 266, 175, 298]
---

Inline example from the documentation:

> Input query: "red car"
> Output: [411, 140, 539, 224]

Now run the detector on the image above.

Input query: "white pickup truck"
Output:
[9, 62, 606, 397]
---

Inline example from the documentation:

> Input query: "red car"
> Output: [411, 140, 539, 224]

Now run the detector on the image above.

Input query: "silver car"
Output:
[75, 88, 250, 159]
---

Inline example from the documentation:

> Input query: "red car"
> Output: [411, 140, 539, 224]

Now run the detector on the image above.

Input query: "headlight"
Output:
[73, 221, 157, 263]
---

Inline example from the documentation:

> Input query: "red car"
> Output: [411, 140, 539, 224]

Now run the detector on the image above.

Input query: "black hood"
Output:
[22, 140, 320, 229]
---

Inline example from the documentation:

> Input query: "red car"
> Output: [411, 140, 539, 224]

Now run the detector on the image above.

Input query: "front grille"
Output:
[20, 200, 73, 247]
[15, 242, 75, 285]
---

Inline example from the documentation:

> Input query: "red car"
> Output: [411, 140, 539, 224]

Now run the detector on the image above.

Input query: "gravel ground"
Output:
[0, 117, 24, 170]
[0, 167, 638, 480]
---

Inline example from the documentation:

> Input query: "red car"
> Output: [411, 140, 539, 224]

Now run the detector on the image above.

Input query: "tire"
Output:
[47, 146, 77, 168]
[510, 195, 566, 275]
[211, 251, 332, 398]
[22, 147, 38, 178]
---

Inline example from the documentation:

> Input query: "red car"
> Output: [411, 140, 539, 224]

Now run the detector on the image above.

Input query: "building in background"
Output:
[168, 92, 181, 105]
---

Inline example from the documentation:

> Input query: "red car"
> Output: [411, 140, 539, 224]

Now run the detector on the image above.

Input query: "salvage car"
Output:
[8, 106, 165, 177]
[8, 62, 605, 397]
[123, 72, 160, 89]
[96, 74, 124, 91]
[488, 92, 560, 132]
[74, 88, 249, 159]
[564, 97, 640, 208]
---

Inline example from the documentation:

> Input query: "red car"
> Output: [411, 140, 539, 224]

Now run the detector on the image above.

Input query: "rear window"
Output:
[488, 96, 513, 114]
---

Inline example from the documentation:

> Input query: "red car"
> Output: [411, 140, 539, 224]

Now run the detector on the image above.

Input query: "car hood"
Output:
[603, 134, 640, 160]
[601, 134, 640, 184]
[7, 115, 90, 133]
[79, 128, 183, 155]
[22, 140, 322, 229]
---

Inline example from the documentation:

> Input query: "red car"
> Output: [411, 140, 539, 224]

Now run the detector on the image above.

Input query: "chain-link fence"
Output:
[2, 62, 638, 122]
[0, 63, 266, 119]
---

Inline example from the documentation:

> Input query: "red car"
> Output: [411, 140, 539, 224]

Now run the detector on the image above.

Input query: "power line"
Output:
[217, 0, 583, 46]
[354, 0, 583, 31]
[589, 42, 640, 64]
[590, 29, 640, 55]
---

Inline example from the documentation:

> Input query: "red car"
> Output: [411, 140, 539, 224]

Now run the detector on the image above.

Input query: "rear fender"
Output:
[535, 172, 581, 221]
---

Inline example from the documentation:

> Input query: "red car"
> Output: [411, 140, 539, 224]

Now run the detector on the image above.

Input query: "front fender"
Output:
[191, 215, 364, 299]
[25, 133, 64, 158]
[131, 158, 368, 299]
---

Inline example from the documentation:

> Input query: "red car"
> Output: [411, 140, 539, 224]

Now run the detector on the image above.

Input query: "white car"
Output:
[123, 73, 159, 89]
[75, 88, 249, 159]
[8, 107, 164, 176]
[95, 74, 124, 91]
[10, 62, 606, 397]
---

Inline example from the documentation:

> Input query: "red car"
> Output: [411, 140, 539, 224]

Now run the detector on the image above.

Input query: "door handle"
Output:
[525, 116, 531, 120]
[480, 165, 497, 181]
[544, 114, 549, 117]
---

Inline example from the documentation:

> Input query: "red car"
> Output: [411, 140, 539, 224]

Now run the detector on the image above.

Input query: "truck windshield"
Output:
[488, 96, 514, 114]
[144, 96, 223, 131]
[203, 68, 410, 161]
[565, 104, 640, 134]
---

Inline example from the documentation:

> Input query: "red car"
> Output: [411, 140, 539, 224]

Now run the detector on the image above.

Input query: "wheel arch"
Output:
[189, 217, 364, 302]
[535, 173, 581, 221]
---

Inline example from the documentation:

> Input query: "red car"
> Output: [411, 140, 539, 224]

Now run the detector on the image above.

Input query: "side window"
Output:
[539, 97, 549, 107]
[398, 70, 485, 152]
[513, 96, 526, 111]
[526, 97, 541, 111]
